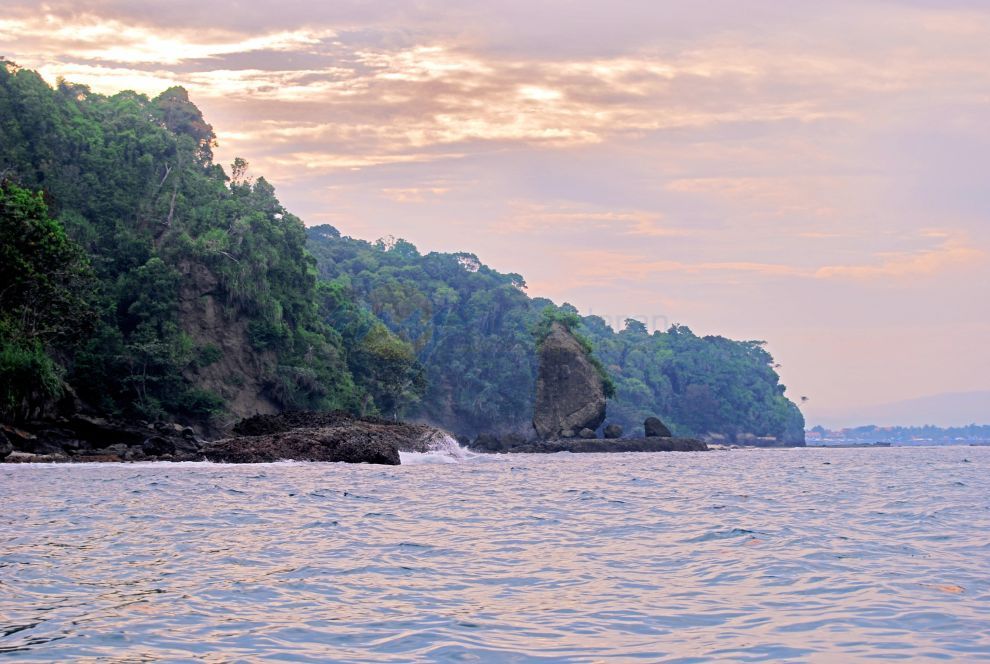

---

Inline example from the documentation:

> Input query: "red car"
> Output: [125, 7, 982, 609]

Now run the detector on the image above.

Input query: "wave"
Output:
[400, 431, 476, 465]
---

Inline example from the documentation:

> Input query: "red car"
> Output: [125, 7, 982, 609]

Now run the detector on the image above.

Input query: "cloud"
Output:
[815, 236, 984, 279]
[562, 232, 984, 284]
[0, 16, 332, 65]
[496, 202, 694, 237]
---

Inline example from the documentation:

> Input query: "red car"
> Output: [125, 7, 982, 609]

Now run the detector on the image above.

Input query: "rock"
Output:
[644, 416, 672, 438]
[202, 429, 400, 465]
[1, 423, 36, 450]
[206, 411, 455, 464]
[154, 422, 184, 434]
[177, 259, 281, 432]
[4, 451, 39, 462]
[604, 423, 623, 439]
[578, 428, 596, 439]
[172, 437, 202, 460]
[472, 433, 503, 452]
[533, 322, 607, 440]
[181, 426, 196, 439]
[4, 451, 69, 463]
[31, 438, 68, 456]
[68, 415, 147, 445]
[123, 446, 146, 461]
[142, 435, 175, 457]
[0, 431, 12, 459]
[103, 443, 129, 457]
[504, 437, 708, 454]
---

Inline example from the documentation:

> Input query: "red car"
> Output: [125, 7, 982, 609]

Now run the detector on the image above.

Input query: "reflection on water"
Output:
[2, 447, 990, 661]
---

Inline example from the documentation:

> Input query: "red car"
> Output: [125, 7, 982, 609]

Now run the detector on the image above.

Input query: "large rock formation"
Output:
[202, 411, 452, 464]
[533, 322, 607, 440]
[178, 261, 280, 431]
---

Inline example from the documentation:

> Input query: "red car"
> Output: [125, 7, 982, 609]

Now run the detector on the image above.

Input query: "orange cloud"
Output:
[815, 237, 985, 280]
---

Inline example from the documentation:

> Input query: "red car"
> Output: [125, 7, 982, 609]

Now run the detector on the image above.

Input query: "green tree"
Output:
[0, 181, 95, 420]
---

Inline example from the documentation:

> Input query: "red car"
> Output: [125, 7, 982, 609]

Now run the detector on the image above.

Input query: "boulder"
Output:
[1, 423, 36, 451]
[604, 423, 623, 439]
[578, 428, 597, 439]
[5, 451, 69, 463]
[533, 322, 607, 440]
[644, 416, 672, 438]
[0, 431, 12, 459]
[142, 435, 176, 457]
[205, 411, 458, 464]
[202, 429, 400, 465]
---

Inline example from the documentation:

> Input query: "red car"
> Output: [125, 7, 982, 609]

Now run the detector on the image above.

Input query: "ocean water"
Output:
[2, 447, 989, 662]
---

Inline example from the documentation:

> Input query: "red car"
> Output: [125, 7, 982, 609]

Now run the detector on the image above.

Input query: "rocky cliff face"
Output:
[533, 322, 606, 440]
[178, 261, 280, 429]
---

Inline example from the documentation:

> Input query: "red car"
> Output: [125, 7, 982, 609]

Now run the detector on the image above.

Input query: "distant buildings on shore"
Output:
[806, 424, 990, 446]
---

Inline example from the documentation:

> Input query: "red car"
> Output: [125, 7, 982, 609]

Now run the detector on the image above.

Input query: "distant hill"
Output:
[811, 391, 990, 429]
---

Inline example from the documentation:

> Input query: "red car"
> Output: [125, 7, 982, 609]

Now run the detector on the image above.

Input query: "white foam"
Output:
[399, 431, 476, 465]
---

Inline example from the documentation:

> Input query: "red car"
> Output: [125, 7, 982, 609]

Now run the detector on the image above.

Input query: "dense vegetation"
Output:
[307, 228, 805, 441]
[1, 60, 804, 442]
[0, 61, 416, 424]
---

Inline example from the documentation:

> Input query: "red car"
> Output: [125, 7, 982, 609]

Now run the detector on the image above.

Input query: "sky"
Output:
[2, 1, 989, 426]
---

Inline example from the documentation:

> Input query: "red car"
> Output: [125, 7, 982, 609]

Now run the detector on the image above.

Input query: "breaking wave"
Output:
[399, 430, 475, 465]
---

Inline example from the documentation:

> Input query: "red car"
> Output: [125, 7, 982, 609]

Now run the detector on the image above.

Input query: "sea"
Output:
[2, 445, 989, 662]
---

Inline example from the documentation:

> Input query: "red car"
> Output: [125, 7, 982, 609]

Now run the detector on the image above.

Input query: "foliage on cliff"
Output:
[306, 227, 805, 441]
[0, 61, 418, 423]
[0, 181, 95, 419]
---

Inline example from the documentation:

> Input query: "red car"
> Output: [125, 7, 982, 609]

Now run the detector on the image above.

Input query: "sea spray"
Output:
[399, 430, 476, 465]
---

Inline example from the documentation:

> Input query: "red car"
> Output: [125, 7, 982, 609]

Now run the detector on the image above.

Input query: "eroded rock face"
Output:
[178, 260, 280, 432]
[533, 322, 606, 440]
[204, 411, 455, 464]
[202, 428, 400, 465]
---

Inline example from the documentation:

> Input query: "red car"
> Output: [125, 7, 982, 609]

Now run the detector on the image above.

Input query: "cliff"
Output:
[533, 322, 607, 440]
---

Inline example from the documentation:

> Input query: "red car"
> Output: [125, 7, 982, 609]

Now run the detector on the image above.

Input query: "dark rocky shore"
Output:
[0, 412, 451, 465]
[486, 437, 708, 454]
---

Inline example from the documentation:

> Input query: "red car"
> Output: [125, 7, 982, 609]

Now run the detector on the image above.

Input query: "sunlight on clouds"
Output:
[815, 237, 984, 280]
[518, 85, 563, 102]
[1, 16, 332, 65]
[498, 202, 694, 238]
[564, 232, 984, 285]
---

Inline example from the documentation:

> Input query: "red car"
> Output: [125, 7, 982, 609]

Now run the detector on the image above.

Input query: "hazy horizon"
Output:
[3, 0, 989, 425]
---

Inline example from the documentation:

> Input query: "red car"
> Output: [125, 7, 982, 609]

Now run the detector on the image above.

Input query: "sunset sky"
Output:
[3, 1, 988, 426]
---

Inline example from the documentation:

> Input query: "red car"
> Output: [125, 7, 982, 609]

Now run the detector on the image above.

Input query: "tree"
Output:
[0, 181, 95, 420]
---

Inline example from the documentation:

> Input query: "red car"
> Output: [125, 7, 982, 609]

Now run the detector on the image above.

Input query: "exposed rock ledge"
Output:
[478, 437, 708, 453]
[2, 411, 450, 465]
[202, 411, 449, 465]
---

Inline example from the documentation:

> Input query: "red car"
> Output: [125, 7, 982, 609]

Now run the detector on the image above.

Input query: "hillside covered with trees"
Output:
[0, 61, 804, 443]
[307, 228, 805, 442]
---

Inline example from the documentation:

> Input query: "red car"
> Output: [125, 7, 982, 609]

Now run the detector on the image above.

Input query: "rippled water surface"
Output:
[3, 447, 990, 662]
